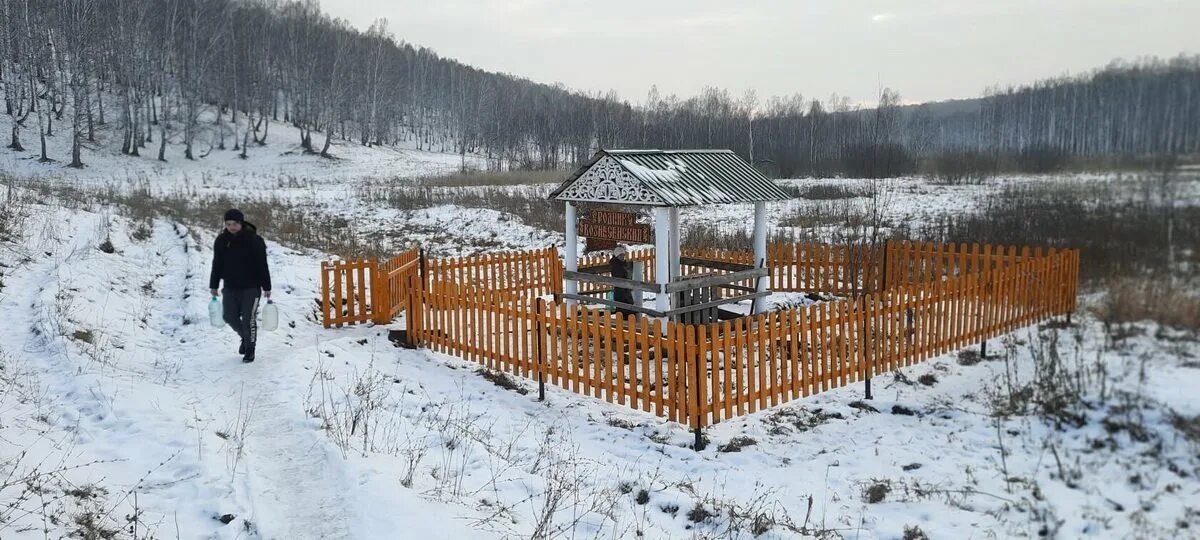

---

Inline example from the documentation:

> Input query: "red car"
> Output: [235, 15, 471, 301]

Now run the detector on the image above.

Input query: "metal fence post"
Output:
[536, 297, 546, 402]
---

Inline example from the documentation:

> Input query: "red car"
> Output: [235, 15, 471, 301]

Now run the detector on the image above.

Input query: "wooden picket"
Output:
[424, 247, 561, 298]
[372, 249, 421, 324]
[320, 247, 423, 328]
[678, 246, 1079, 429]
[347, 241, 1081, 431]
[321, 258, 377, 328]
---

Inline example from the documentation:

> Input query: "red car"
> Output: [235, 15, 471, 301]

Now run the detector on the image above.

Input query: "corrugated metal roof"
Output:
[549, 149, 791, 207]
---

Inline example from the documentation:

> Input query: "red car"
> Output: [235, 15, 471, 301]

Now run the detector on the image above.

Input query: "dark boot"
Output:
[242, 344, 255, 363]
[239, 341, 247, 355]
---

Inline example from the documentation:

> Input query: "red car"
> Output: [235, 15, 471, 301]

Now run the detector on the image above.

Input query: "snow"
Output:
[2, 191, 1197, 538]
[0, 107, 481, 190]
[618, 158, 685, 185]
[720, 291, 837, 316]
[618, 156, 746, 206]
[2, 110, 1199, 538]
[0, 203, 491, 538]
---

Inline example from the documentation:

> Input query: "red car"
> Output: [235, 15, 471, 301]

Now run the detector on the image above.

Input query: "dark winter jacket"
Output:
[609, 256, 634, 306]
[209, 222, 272, 291]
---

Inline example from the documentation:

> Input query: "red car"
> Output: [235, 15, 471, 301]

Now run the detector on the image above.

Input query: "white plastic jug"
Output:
[209, 297, 224, 328]
[261, 300, 278, 332]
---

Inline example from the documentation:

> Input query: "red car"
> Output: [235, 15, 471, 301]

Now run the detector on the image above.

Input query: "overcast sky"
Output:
[319, 0, 1200, 106]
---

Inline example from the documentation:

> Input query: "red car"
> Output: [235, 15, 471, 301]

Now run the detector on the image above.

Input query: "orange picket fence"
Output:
[397, 241, 1080, 430]
[320, 247, 421, 327]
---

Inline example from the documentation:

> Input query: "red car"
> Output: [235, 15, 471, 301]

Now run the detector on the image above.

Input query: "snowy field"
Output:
[1, 113, 1199, 539]
[7, 112, 1199, 260]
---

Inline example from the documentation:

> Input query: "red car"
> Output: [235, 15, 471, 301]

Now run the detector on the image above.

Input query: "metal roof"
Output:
[549, 149, 791, 207]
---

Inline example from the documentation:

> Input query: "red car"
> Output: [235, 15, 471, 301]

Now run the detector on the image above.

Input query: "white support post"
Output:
[654, 206, 671, 314]
[564, 202, 578, 303]
[669, 207, 681, 281]
[752, 201, 768, 314]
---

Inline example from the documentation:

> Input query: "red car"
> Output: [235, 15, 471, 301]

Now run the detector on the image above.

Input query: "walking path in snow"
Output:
[0, 208, 400, 538]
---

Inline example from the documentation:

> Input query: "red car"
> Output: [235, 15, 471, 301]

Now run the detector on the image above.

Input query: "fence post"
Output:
[980, 280, 989, 358]
[979, 245, 991, 358]
[418, 248, 428, 289]
[371, 258, 391, 325]
[880, 240, 890, 294]
[688, 324, 707, 451]
[535, 297, 546, 402]
[320, 261, 331, 328]
[405, 272, 423, 348]
[1064, 251, 1074, 324]
[862, 295, 873, 400]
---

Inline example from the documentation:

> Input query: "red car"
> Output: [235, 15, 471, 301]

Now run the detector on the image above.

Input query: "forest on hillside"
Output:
[3, 0, 1198, 176]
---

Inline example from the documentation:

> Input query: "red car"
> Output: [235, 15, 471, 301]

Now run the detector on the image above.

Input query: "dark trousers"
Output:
[614, 289, 636, 316]
[222, 288, 261, 348]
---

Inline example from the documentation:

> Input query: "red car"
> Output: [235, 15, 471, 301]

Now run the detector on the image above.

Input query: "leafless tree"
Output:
[1, 0, 1195, 173]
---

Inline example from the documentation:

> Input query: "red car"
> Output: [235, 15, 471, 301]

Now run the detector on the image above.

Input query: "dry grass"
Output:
[413, 169, 564, 187]
[716, 436, 758, 453]
[778, 199, 865, 230]
[476, 367, 529, 395]
[680, 223, 803, 251]
[1092, 278, 1200, 333]
[0, 175, 32, 244]
[355, 184, 564, 234]
[28, 182, 388, 260]
[863, 479, 892, 503]
[910, 178, 1200, 286]
[790, 183, 871, 200]
[921, 151, 996, 185]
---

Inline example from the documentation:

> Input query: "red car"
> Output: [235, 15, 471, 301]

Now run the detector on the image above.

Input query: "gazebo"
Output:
[548, 149, 791, 322]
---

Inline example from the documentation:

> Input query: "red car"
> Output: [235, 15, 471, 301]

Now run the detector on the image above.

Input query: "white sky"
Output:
[319, 0, 1200, 106]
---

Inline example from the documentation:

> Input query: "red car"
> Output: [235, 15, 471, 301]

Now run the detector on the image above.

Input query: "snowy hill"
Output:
[0, 107, 480, 187]
[3, 102, 1200, 539]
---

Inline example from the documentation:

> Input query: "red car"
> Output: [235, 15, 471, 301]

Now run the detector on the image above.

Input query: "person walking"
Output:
[210, 209, 271, 362]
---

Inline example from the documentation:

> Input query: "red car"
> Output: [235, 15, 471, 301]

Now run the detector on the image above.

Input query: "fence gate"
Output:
[320, 247, 421, 328]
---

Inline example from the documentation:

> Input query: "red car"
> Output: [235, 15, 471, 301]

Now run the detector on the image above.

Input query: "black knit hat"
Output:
[223, 209, 245, 223]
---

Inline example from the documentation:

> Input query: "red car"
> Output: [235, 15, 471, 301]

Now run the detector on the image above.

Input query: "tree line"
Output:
[2, 0, 1197, 174]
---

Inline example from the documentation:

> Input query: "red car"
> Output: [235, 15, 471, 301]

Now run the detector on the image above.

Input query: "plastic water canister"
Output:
[261, 300, 279, 332]
[209, 297, 224, 328]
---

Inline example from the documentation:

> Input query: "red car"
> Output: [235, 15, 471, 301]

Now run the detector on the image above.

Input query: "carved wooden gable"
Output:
[552, 156, 664, 205]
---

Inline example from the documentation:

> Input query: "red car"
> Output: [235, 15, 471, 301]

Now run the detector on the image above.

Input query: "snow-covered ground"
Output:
[1, 198, 1197, 539]
[2, 113, 1200, 539]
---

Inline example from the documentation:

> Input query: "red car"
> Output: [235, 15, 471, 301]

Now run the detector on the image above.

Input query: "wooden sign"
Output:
[579, 210, 651, 244]
[585, 237, 617, 253]
[578, 222, 652, 243]
[588, 210, 638, 227]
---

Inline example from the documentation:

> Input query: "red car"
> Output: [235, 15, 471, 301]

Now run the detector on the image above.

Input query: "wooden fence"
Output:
[321, 241, 1084, 328]
[374, 249, 422, 323]
[403, 242, 1080, 430]
[424, 247, 560, 297]
[687, 246, 1078, 427]
[320, 247, 421, 327]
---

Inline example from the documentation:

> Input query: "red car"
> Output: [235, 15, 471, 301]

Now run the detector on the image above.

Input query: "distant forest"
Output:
[3, 0, 1198, 175]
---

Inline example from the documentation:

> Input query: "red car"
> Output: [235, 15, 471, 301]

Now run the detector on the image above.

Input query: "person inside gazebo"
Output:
[608, 245, 636, 314]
